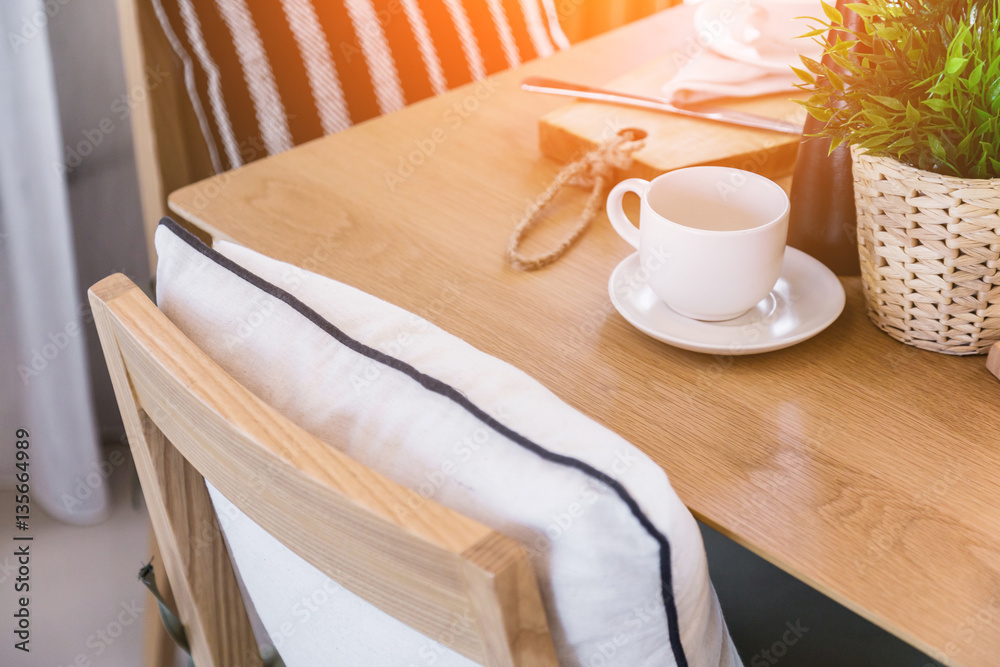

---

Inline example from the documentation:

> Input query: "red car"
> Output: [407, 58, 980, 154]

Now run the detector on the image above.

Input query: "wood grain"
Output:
[89, 275, 557, 666]
[90, 275, 261, 667]
[462, 533, 559, 667]
[167, 7, 1000, 666]
[539, 55, 806, 181]
[113, 11, 217, 657]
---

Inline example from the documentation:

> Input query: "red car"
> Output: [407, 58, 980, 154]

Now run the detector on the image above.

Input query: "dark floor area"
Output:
[701, 523, 939, 667]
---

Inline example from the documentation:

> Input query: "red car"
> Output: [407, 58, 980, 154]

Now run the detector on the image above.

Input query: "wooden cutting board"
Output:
[538, 54, 808, 181]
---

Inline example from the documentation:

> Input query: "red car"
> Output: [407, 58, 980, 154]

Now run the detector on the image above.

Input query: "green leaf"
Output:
[876, 25, 903, 41]
[987, 54, 1000, 82]
[828, 51, 854, 71]
[825, 66, 845, 91]
[872, 95, 905, 111]
[799, 54, 825, 75]
[859, 134, 891, 150]
[794, 0, 1000, 179]
[968, 62, 984, 88]
[845, 3, 879, 18]
[958, 133, 976, 156]
[923, 99, 951, 112]
[988, 76, 1000, 113]
[790, 66, 816, 85]
[822, 1, 843, 26]
[887, 136, 915, 152]
[804, 105, 835, 123]
[928, 134, 947, 162]
[927, 78, 952, 96]
[946, 57, 969, 75]
[798, 27, 829, 39]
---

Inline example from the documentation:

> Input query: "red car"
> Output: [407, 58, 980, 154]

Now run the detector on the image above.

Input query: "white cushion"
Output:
[205, 482, 478, 666]
[154, 219, 741, 667]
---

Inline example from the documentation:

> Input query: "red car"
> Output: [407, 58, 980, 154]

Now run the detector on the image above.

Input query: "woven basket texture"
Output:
[853, 146, 1000, 355]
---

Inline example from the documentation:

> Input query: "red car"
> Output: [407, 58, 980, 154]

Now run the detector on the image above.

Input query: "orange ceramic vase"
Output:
[787, 0, 865, 276]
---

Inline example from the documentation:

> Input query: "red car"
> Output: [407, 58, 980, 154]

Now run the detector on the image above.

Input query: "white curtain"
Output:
[0, 0, 108, 524]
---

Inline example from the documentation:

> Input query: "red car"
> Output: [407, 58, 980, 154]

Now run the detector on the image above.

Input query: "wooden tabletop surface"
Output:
[170, 7, 1000, 666]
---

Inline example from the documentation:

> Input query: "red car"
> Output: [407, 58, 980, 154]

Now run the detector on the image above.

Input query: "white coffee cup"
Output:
[606, 166, 789, 321]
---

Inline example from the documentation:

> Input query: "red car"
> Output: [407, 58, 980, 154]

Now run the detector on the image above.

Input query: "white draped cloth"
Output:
[0, 0, 108, 524]
[662, 0, 823, 104]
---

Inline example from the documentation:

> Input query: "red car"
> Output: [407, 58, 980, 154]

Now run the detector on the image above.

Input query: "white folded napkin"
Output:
[662, 0, 824, 105]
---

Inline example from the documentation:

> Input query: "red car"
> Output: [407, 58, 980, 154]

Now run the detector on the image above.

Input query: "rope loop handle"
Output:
[506, 133, 644, 271]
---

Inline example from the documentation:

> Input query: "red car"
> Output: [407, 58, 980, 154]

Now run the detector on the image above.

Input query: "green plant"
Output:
[794, 0, 1000, 179]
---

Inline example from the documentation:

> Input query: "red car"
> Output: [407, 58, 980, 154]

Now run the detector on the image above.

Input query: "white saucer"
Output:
[608, 247, 845, 355]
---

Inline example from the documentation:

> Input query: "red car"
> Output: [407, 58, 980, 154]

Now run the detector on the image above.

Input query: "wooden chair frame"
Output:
[90, 273, 558, 667]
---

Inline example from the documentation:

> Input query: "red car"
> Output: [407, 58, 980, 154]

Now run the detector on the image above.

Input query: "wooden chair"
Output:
[115, 0, 218, 270]
[90, 272, 558, 667]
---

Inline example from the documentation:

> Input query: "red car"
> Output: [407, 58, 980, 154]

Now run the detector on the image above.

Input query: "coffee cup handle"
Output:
[606, 178, 648, 250]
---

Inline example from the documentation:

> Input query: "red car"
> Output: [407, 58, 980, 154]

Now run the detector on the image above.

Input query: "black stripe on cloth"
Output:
[155, 0, 231, 170]
[151, 0, 224, 173]
[244, 1, 324, 145]
[157, 216, 691, 667]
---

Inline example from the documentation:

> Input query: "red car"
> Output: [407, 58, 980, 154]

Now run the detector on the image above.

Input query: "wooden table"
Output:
[170, 7, 1000, 666]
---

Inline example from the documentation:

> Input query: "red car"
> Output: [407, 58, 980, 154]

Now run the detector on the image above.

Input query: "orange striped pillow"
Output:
[152, 0, 567, 172]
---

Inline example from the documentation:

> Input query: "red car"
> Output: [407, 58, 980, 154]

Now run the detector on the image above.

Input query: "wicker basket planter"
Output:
[852, 146, 1000, 355]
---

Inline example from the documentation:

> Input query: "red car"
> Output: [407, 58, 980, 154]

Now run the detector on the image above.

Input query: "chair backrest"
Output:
[115, 0, 218, 271]
[89, 272, 558, 667]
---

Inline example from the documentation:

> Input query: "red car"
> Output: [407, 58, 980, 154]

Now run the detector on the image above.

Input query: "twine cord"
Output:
[506, 134, 644, 271]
